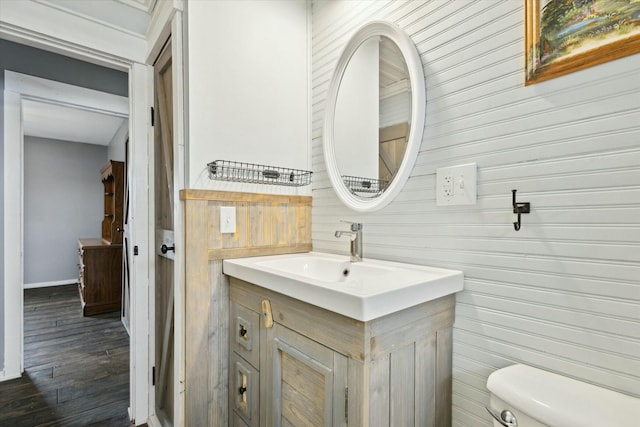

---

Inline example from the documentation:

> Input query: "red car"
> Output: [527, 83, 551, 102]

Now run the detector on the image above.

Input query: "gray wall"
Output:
[23, 137, 107, 285]
[312, 1, 640, 425]
[0, 38, 127, 371]
[108, 119, 129, 162]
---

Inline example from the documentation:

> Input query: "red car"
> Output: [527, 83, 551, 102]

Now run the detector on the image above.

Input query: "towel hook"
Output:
[512, 190, 530, 231]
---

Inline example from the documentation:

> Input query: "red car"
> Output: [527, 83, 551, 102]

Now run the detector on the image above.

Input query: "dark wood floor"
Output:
[0, 285, 131, 426]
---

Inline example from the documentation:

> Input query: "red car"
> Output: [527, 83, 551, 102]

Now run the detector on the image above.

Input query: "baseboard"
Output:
[0, 368, 22, 382]
[146, 413, 161, 427]
[23, 279, 77, 289]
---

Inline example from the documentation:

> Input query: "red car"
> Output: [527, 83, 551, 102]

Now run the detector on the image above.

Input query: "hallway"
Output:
[0, 285, 130, 426]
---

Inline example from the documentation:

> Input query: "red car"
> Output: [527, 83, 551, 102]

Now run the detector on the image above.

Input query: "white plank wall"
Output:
[310, 1, 640, 426]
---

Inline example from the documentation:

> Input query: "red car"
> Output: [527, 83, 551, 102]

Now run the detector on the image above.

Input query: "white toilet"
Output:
[486, 364, 640, 427]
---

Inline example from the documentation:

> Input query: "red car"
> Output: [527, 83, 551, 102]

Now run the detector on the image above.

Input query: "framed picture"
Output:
[525, 0, 640, 85]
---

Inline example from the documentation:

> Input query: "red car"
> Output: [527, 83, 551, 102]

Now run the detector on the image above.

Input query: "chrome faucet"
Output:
[334, 222, 363, 262]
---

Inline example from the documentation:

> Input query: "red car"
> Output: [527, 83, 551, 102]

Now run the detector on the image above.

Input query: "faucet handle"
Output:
[340, 220, 362, 232]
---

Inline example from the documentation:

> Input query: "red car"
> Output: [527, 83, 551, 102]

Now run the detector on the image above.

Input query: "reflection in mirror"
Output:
[334, 36, 411, 198]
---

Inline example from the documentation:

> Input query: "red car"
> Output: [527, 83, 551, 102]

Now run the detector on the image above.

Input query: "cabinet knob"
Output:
[160, 244, 175, 254]
[239, 326, 248, 337]
[238, 386, 247, 395]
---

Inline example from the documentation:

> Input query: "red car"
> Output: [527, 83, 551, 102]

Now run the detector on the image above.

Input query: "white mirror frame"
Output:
[323, 21, 426, 212]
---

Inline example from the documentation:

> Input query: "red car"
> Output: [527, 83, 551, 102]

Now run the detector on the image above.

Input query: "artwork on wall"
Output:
[525, 0, 640, 85]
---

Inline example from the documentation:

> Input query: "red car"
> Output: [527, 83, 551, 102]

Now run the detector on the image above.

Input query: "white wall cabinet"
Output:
[229, 277, 455, 426]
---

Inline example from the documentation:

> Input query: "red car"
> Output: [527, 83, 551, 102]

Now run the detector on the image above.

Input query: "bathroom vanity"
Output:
[224, 252, 463, 426]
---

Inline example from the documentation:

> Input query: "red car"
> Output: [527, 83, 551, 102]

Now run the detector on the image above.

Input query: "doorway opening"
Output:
[2, 67, 132, 425]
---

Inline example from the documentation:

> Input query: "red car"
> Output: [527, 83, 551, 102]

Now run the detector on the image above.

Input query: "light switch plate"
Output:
[436, 163, 477, 206]
[220, 206, 236, 234]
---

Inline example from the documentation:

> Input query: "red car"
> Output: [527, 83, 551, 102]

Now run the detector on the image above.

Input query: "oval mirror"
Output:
[323, 21, 425, 212]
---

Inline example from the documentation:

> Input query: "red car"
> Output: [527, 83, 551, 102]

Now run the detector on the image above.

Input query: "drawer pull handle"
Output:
[262, 299, 274, 329]
[238, 386, 247, 395]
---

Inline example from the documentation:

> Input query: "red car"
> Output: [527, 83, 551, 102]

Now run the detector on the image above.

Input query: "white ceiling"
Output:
[17, 0, 141, 146]
[22, 100, 127, 146]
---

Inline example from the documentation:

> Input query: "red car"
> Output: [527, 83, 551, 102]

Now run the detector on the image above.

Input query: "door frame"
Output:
[1, 2, 186, 425]
[147, 16, 187, 427]
[2, 64, 151, 421]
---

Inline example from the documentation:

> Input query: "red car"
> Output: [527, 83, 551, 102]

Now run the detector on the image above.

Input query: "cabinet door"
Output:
[263, 323, 348, 427]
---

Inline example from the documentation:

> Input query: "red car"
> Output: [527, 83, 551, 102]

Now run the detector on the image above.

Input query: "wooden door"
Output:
[378, 122, 409, 183]
[154, 39, 175, 426]
[263, 323, 348, 427]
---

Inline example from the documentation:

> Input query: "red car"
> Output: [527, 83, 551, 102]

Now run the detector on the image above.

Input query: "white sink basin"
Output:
[223, 252, 463, 321]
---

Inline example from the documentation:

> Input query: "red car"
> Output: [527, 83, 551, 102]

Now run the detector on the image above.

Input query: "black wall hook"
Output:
[512, 190, 530, 231]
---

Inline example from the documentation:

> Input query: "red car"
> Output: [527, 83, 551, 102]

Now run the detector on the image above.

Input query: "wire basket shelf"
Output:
[342, 175, 389, 196]
[207, 160, 312, 187]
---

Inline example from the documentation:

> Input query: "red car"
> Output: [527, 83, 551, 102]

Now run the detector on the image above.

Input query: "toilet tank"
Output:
[486, 364, 640, 427]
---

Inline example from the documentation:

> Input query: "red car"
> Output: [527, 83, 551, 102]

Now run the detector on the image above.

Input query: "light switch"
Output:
[220, 206, 236, 234]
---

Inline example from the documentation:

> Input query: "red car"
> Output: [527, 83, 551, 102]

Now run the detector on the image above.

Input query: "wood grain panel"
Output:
[209, 261, 229, 427]
[281, 352, 326, 404]
[184, 199, 212, 427]
[183, 191, 312, 260]
[347, 358, 364, 427]
[390, 343, 415, 426]
[281, 381, 324, 426]
[181, 189, 312, 205]
[230, 278, 365, 360]
[265, 323, 339, 427]
[281, 353, 326, 426]
[415, 333, 437, 427]
[435, 328, 453, 427]
[369, 354, 390, 425]
[181, 190, 312, 426]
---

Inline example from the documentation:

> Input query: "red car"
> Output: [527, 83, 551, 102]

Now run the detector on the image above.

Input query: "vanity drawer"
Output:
[230, 352, 259, 427]
[230, 301, 260, 369]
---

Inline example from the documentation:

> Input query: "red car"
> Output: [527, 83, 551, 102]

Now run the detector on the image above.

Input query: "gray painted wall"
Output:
[23, 137, 107, 285]
[0, 38, 127, 371]
[0, 39, 128, 97]
[108, 119, 129, 162]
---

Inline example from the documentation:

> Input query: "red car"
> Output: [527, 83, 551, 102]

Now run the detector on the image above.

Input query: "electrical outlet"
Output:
[436, 163, 477, 206]
[443, 175, 454, 197]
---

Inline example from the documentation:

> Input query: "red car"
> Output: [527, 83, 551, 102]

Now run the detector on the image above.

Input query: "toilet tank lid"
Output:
[487, 364, 640, 427]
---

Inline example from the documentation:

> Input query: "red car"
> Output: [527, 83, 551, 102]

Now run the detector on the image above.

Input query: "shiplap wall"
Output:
[311, 1, 640, 426]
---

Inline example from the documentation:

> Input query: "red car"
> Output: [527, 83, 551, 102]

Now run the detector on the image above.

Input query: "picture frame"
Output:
[525, 0, 640, 85]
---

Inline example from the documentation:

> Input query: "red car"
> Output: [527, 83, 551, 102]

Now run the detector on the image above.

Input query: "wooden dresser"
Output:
[78, 238, 122, 316]
[78, 160, 124, 316]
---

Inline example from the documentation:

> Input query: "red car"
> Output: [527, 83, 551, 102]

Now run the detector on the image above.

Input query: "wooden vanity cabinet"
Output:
[229, 277, 455, 427]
